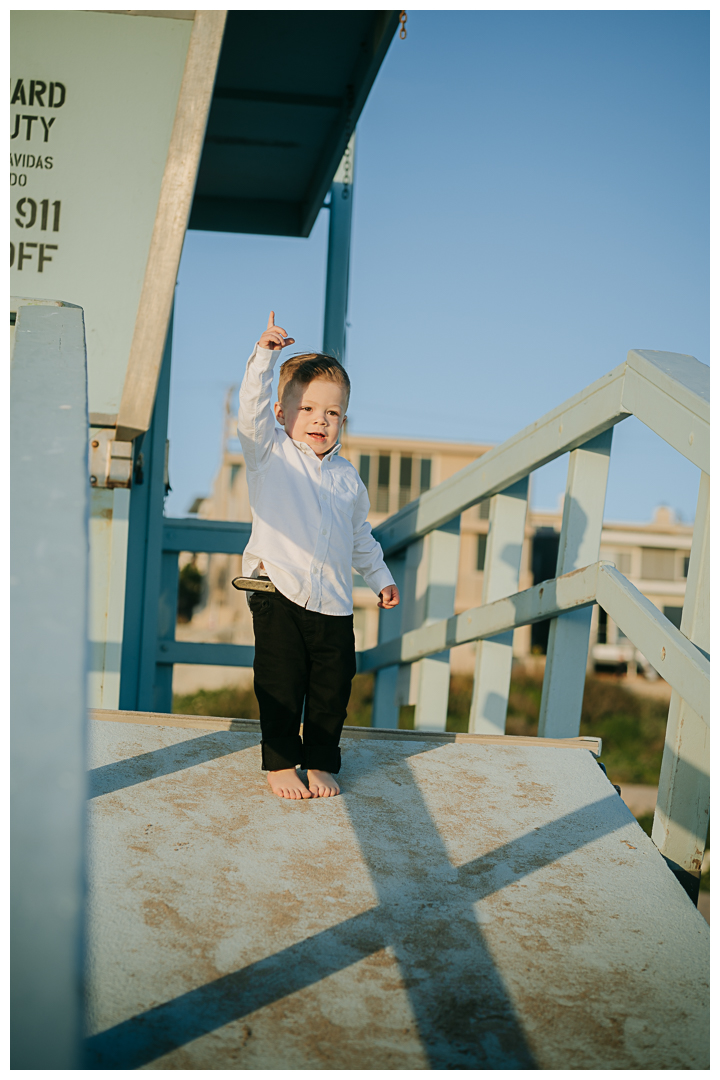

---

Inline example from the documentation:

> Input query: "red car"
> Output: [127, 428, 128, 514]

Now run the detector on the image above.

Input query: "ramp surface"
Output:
[85, 717, 709, 1069]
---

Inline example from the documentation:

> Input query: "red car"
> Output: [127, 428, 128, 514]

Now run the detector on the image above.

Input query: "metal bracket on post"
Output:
[538, 428, 613, 738]
[88, 428, 133, 489]
[652, 471, 709, 883]
[469, 478, 529, 734]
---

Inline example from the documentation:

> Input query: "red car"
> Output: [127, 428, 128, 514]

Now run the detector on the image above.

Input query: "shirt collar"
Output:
[291, 437, 342, 460]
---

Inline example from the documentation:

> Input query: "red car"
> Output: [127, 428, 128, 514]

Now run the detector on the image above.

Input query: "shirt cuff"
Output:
[254, 344, 280, 365]
[361, 566, 395, 596]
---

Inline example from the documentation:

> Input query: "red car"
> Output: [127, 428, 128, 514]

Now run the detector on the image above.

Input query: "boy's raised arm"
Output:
[238, 312, 295, 471]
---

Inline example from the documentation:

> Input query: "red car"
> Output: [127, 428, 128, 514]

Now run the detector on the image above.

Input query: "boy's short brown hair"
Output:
[278, 353, 351, 409]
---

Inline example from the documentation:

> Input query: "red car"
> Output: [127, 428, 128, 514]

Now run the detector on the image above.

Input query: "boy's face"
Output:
[274, 377, 347, 457]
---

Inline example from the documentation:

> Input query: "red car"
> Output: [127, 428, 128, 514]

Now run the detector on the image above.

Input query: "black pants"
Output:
[249, 588, 356, 773]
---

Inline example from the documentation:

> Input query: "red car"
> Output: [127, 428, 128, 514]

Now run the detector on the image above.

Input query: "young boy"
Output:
[238, 312, 399, 800]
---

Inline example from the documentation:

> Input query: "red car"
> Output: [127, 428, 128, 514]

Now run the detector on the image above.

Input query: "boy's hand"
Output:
[378, 584, 399, 609]
[259, 311, 295, 351]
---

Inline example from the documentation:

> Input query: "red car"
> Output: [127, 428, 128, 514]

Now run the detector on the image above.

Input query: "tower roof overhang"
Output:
[189, 10, 399, 238]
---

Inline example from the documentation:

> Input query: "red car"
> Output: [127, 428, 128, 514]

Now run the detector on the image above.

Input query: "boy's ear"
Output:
[274, 401, 284, 424]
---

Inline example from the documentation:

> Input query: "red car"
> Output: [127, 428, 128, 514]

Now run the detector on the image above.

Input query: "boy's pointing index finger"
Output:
[267, 311, 276, 329]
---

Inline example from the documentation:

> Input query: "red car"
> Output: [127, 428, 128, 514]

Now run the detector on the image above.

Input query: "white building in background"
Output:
[173, 399, 692, 695]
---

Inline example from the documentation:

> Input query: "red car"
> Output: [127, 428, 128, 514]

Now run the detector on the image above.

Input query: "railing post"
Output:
[323, 132, 355, 365]
[371, 552, 406, 728]
[120, 307, 173, 711]
[468, 478, 529, 734]
[11, 302, 88, 1069]
[402, 517, 462, 732]
[652, 471, 709, 882]
[154, 550, 180, 713]
[538, 429, 613, 737]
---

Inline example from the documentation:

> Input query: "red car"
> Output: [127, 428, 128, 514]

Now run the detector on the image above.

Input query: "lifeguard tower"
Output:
[11, 10, 709, 1070]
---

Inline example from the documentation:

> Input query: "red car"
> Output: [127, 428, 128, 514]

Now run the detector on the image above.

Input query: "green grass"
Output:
[174, 670, 669, 787]
[174, 684, 260, 721]
[176, 670, 673, 789]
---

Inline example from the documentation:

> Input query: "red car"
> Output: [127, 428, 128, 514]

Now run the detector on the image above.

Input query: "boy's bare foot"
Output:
[267, 768, 312, 799]
[307, 769, 340, 797]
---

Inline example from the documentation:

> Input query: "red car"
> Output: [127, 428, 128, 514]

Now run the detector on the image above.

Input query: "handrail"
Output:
[374, 350, 709, 556]
[358, 561, 709, 725]
[365, 347, 709, 887]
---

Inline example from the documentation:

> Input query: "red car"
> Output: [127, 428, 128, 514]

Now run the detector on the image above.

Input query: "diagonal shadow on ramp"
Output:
[88, 732, 258, 799]
[86, 787, 627, 1069]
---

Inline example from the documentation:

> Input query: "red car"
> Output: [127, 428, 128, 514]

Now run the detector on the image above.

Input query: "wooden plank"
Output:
[595, 563, 709, 724]
[538, 430, 613, 738]
[162, 517, 251, 554]
[373, 351, 706, 558]
[116, 11, 227, 441]
[156, 641, 255, 667]
[89, 709, 601, 756]
[626, 349, 709, 422]
[373, 364, 629, 556]
[359, 562, 601, 673]
[408, 518, 462, 732]
[623, 351, 709, 473]
[12, 302, 89, 1070]
[469, 478, 529, 735]
[652, 471, 710, 872]
[371, 552, 407, 729]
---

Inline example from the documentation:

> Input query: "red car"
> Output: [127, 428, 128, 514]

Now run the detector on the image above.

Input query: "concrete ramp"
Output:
[85, 714, 709, 1069]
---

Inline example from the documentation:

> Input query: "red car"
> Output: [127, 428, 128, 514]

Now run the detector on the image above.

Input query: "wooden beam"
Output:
[359, 563, 601, 673]
[374, 364, 630, 556]
[162, 517, 251, 554]
[116, 10, 227, 441]
[538, 429, 613, 739]
[595, 563, 709, 725]
[89, 708, 602, 756]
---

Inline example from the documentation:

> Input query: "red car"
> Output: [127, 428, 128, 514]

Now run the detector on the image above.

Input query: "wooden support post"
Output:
[116, 10, 227, 441]
[120, 309, 174, 711]
[652, 471, 709, 877]
[11, 302, 88, 1069]
[154, 550, 180, 713]
[404, 518, 462, 732]
[469, 478, 529, 734]
[371, 552, 406, 728]
[538, 429, 613, 738]
[323, 132, 355, 366]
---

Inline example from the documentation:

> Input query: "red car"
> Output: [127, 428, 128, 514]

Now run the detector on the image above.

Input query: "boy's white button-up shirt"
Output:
[237, 344, 394, 616]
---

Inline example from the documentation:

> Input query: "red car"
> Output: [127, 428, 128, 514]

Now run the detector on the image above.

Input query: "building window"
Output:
[359, 454, 371, 488]
[477, 534, 487, 571]
[615, 551, 632, 575]
[230, 463, 242, 487]
[597, 607, 608, 645]
[399, 456, 413, 508]
[640, 548, 676, 580]
[420, 458, 432, 493]
[530, 529, 560, 654]
[375, 455, 390, 512]
[682, 555, 690, 578]
[663, 606, 683, 630]
[478, 499, 490, 520]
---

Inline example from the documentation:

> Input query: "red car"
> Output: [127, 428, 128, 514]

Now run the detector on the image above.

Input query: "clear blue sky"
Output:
[166, 9, 708, 523]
